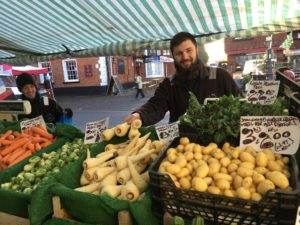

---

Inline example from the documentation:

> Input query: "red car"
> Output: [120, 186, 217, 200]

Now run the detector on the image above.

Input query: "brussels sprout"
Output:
[23, 187, 33, 195]
[29, 156, 41, 164]
[24, 172, 35, 183]
[35, 168, 47, 177]
[16, 173, 25, 183]
[1, 182, 12, 190]
[24, 163, 35, 172]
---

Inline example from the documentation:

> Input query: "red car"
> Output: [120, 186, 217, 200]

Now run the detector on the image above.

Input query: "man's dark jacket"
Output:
[135, 65, 241, 126]
[18, 93, 63, 123]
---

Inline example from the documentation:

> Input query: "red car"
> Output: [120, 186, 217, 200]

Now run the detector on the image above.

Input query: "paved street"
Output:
[56, 88, 169, 131]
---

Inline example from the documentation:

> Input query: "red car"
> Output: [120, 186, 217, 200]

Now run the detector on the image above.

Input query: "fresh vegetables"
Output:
[158, 137, 292, 201]
[0, 138, 94, 194]
[0, 126, 55, 170]
[180, 93, 288, 145]
[76, 119, 165, 202]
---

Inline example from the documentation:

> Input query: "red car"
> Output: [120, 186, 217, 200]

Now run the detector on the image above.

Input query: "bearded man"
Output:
[125, 32, 241, 126]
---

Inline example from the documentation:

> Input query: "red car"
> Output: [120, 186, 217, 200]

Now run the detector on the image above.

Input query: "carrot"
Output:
[0, 138, 29, 156]
[25, 143, 35, 153]
[32, 137, 49, 143]
[20, 133, 30, 138]
[35, 143, 42, 151]
[37, 124, 47, 131]
[13, 131, 21, 138]
[7, 135, 15, 141]
[8, 150, 32, 167]
[2, 140, 13, 146]
[0, 130, 13, 141]
[6, 148, 26, 164]
[31, 127, 53, 139]
[40, 141, 52, 148]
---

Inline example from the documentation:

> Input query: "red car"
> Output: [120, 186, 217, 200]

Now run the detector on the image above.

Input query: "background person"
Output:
[16, 73, 63, 123]
[125, 32, 241, 126]
[135, 74, 145, 98]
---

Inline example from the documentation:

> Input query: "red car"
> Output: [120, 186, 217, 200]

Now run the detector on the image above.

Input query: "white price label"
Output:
[84, 118, 109, 144]
[295, 206, 300, 225]
[240, 116, 300, 154]
[20, 115, 46, 132]
[155, 121, 179, 145]
[246, 80, 280, 105]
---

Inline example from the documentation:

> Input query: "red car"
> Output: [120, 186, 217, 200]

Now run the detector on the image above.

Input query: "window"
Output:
[62, 59, 79, 82]
[163, 50, 171, 55]
[38, 61, 53, 84]
[84, 65, 93, 77]
[145, 62, 164, 78]
[117, 59, 125, 74]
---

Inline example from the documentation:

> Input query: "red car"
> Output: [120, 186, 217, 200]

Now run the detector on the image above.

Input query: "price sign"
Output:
[240, 116, 300, 154]
[20, 115, 46, 132]
[295, 206, 300, 225]
[84, 118, 109, 144]
[246, 80, 280, 105]
[155, 121, 179, 145]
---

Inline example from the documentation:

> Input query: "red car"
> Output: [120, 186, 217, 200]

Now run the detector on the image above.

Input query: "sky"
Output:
[204, 38, 227, 64]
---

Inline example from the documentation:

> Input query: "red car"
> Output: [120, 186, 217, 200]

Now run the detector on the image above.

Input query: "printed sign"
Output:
[295, 206, 300, 225]
[84, 118, 109, 144]
[20, 115, 46, 132]
[245, 80, 280, 105]
[155, 121, 179, 145]
[240, 116, 300, 154]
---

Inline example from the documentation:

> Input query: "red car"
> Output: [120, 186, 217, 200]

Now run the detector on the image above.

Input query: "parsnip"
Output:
[120, 180, 140, 201]
[99, 171, 118, 189]
[128, 158, 147, 192]
[102, 128, 116, 141]
[84, 166, 99, 180]
[94, 167, 116, 182]
[80, 172, 90, 186]
[131, 119, 142, 129]
[128, 128, 140, 140]
[83, 152, 114, 170]
[151, 140, 164, 153]
[114, 122, 131, 137]
[101, 185, 123, 197]
[121, 134, 141, 155]
[75, 182, 101, 193]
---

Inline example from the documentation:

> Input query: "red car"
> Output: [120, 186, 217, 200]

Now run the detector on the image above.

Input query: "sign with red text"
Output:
[20, 115, 46, 132]
[84, 118, 109, 144]
[246, 80, 280, 105]
[240, 116, 300, 154]
[155, 121, 179, 145]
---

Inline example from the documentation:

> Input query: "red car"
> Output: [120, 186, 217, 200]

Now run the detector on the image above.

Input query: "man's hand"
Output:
[124, 112, 141, 124]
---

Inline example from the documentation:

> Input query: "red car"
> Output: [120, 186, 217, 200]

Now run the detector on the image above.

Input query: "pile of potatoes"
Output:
[158, 137, 292, 201]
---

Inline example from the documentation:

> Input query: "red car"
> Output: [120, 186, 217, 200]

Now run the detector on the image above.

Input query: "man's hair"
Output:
[170, 32, 197, 53]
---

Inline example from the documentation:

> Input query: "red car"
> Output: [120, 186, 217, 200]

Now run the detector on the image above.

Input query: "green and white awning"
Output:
[0, 0, 299, 65]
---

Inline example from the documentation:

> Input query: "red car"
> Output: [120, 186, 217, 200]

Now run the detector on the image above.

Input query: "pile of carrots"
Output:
[0, 125, 55, 170]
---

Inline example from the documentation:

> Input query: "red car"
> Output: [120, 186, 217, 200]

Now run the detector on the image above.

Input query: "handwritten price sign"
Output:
[240, 116, 300, 154]
[84, 118, 109, 144]
[20, 115, 46, 132]
[155, 121, 179, 145]
[246, 80, 280, 105]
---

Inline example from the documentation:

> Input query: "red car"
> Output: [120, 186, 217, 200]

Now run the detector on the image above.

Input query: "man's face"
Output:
[22, 84, 36, 100]
[172, 39, 197, 70]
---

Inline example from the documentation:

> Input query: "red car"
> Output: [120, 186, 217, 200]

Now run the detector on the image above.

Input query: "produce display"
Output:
[75, 119, 164, 201]
[0, 126, 55, 170]
[179, 93, 288, 145]
[0, 138, 93, 194]
[158, 137, 292, 201]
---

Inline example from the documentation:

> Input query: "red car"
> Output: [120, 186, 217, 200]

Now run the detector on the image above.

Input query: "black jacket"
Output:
[135, 66, 241, 126]
[18, 93, 63, 123]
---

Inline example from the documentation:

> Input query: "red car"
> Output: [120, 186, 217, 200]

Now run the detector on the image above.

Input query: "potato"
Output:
[220, 167, 228, 174]
[231, 159, 241, 165]
[208, 157, 219, 164]
[202, 145, 214, 155]
[282, 169, 290, 179]
[240, 152, 255, 164]
[196, 163, 209, 178]
[242, 177, 253, 188]
[257, 179, 275, 195]
[207, 186, 221, 195]
[255, 167, 269, 175]
[176, 144, 185, 152]
[166, 164, 181, 174]
[224, 189, 236, 197]
[231, 149, 240, 159]
[208, 142, 218, 149]
[233, 175, 243, 190]
[252, 172, 265, 184]
[262, 149, 275, 161]
[167, 153, 177, 163]
[256, 152, 268, 167]
[216, 179, 231, 190]
[213, 173, 232, 182]
[184, 143, 195, 152]
[220, 157, 231, 167]
[236, 187, 251, 200]
[227, 163, 238, 173]
[184, 151, 194, 161]
[213, 150, 225, 160]
[167, 148, 177, 156]
[192, 177, 208, 192]
[275, 160, 285, 168]
[186, 164, 193, 173]
[175, 155, 187, 168]
[193, 144, 202, 153]
[245, 146, 256, 156]
[194, 152, 202, 160]
[203, 177, 213, 185]
[190, 160, 198, 170]
[282, 157, 289, 165]
[266, 171, 289, 189]
[237, 167, 254, 178]
[222, 142, 230, 150]
[223, 147, 231, 155]
[240, 162, 255, 170]
[179, 177, 191, 189]
[208, 162, 221, 176]
[174, 181, 181, 188]
[267, 160, 282, 171]
[164, 172, 177, 182]
[274, 153, 282, 160]
[176, 167, 190, 178]
[251, 192, 262, 201]
[179, 137, 190, 145]
[158, 166, 166, 173]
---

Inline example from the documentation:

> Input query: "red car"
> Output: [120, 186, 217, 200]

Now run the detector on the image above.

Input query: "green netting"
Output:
[54, 123, 84, 140]
[30, 126, 162, 225]
[42, 218, 105, 225]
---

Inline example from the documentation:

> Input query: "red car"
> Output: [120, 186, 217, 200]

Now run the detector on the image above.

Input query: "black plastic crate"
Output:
[149, 137, 300, 225]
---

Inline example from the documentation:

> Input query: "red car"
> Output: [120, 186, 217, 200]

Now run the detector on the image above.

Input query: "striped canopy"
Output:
[0, 0, 299, 65]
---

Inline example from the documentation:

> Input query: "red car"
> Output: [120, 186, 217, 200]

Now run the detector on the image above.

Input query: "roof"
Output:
[0, 0, 299, 65]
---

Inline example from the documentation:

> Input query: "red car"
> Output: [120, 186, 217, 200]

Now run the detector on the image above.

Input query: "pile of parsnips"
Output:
[159, 137, 292, 201]
[75, 119, 164, 201]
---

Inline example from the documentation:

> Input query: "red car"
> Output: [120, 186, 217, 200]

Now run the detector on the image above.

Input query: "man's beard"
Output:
[174, 58, 201, 82]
